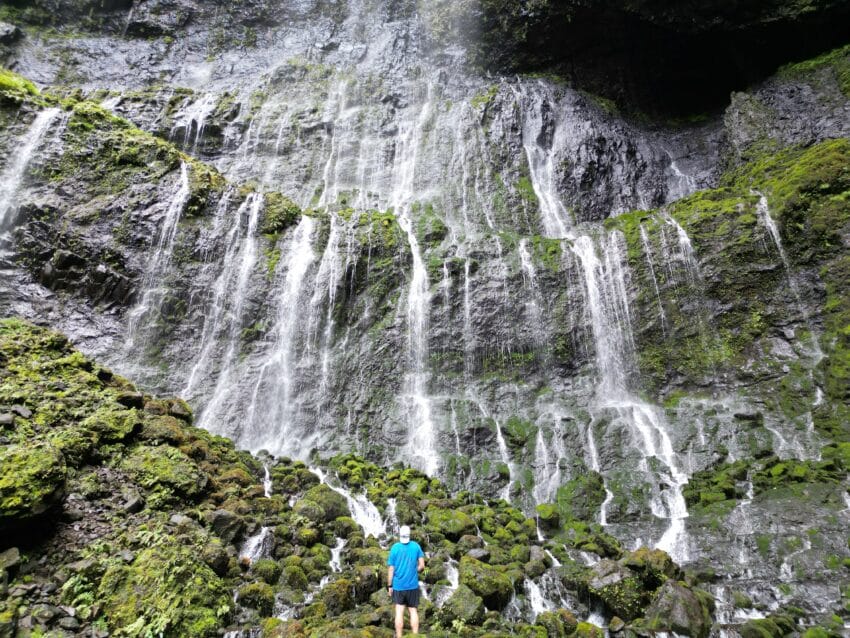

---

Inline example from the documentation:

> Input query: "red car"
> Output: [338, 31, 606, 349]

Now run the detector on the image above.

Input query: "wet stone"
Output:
[0, 413, 13, 427]
[0, 21, 21, 45]
[0, 547, 20, 572]
[58, 617, 81, 630]
[116, 392, 144, 409]
[10, 405, 32, 419]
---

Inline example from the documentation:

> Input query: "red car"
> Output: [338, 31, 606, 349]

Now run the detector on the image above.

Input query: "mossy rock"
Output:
[640, 580, 714, 638]
[303, 484, 351, 522]
[252, 559, 282, 585]
[261, 192, 301, 236]
[120, 445, 208, 505]
[585, 559, 646, 621]
[81, 405, 141, 443]
[535, 610, 565, 637]
[238, 581, 275, 617]
[438, 583, 485, 625]
[321, 578, 355, 615]
[425, 506, 477, 541]
[459, 555, 516, 610]
[0, 442, 66, 529]
[99, 544, 232, 636]
[739, 613, 797, 638]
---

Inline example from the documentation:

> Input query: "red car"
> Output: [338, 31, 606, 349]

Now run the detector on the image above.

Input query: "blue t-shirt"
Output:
[387, 541, 424, 591]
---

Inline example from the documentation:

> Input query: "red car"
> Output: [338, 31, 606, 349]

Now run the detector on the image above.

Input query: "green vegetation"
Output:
[779, 43, 850, 97]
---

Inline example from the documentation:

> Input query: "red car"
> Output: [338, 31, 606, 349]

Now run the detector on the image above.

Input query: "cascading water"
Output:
[312, 468, 386, 540]
[124, 161, 191, 359]
[390, 85, 439, 477]
[241, 216, 316, 450]
[0, 108, 62, 230]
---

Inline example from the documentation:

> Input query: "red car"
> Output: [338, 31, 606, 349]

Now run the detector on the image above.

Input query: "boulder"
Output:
[438, 584, 485, 625]
[425, 506, 477, 541]
[642, 580, 714, 638]
[459, 556, 515, 610]
[586, 559, 645, 620]
[0, 549, 20, 573]
[302, 484, 350, 522]
[204, 509, 244, 544]
[0, 443, 66, 530]
[0, 22, 21, 45]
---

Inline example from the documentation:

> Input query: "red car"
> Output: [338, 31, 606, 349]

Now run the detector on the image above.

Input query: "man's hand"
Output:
[387, 586, 393, 596]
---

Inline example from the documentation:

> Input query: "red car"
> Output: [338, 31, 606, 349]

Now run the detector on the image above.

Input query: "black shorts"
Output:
[392, 588, 420, 608]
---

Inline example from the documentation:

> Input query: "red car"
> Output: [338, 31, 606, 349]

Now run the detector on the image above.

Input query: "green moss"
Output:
[470, 84, 499, 110]
[261, 193, 302, 237]
[0, 443, 66, 526]
[0, 68, 39, 98]
[120, 445, 207, 506]
[459, 556, 514, 610]
[99, 544, 232, 636]
[779, 43, 850, 96]
[555, 472, 606, 523]
[237, 581, 275, 616]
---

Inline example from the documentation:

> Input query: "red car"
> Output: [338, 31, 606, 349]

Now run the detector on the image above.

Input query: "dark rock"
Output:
[58, 617, 81, 630]
[205, 508, 244, 544]
[125, 0, 195, 36]
[609, 616, 625, 633]
[122, 489, 144, 513]
[642, 580, 714, 638]
[116, 392, 145, 409]
[0, 548, 20, 572]
[438, 584, 485, 625]
[10, 405, 31, 419]
[168, 399, 192, 422]
[0, 22, 21, 45]
[30, 603, 60, 623]
[466, 547, 490, 562]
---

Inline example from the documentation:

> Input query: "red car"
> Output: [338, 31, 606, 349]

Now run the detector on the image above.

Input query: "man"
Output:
[387, 524, 425, 637]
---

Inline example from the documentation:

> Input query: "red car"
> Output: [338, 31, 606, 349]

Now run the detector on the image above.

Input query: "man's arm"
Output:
[387, 565, 394, 593]
[417, 557, 425, 573]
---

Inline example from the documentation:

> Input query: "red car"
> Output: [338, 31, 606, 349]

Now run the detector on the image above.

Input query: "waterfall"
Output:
[390, 84, 439, 477]
[171, 93, 219, 150]
[185, 193, 262, 401]
[124, 161, 192, 356]
[243, 216, 317, 452]
[239, 527, 274, 564]
[312, 468, 386, 539]
[0, 108, 62, 230]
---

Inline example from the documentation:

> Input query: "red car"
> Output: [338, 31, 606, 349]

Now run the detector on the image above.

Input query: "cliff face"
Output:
[0, 1, 849, 636]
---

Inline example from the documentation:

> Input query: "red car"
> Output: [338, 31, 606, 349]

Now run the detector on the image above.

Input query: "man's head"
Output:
[399, 525, 411, 544]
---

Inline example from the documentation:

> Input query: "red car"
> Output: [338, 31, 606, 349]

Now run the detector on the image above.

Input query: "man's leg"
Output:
[395, 604, 405, 638]
[409, 606, 420, 634]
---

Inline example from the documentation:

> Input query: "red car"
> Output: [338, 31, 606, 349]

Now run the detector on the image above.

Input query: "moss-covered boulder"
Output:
[237, 581, 275, 617]
[99, 544, 233, 636]
[438, 584, 485, 625]
[302, 484, 351, 522]
[586, 559, 645, 621]
[425, 506, 477, 541]
[639, 580, 715, 638]
[321, 578, 355, 615]
[121, 444, 208, 506]
[459, 556, 516, 610]
[0, 442, 66, 529]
